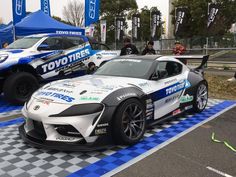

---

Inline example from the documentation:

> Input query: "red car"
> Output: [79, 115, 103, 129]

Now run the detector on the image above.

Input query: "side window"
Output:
[154, 61, 182, 79]
[91, 43, 110, 50]
[62, 37, 85, 50]
[165, 61, 182, 77]
[41, 37, 64, 50]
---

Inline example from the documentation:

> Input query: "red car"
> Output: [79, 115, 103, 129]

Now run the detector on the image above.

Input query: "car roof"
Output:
[118, 55, 162, 60]
[25, 33, 86, 38]
[24, 33, 89, 42]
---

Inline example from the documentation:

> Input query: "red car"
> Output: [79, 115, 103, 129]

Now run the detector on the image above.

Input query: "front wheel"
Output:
[112, 98, 146, 145]
[193, 81, 208, 113]
[3, 72, 39, 105]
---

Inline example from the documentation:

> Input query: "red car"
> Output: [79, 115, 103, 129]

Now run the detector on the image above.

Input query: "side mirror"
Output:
[38, 44, 49, 51]
[151, 72, 159, 81]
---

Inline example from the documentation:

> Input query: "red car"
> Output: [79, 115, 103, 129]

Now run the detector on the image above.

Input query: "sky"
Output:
[0, 0, 169, 24]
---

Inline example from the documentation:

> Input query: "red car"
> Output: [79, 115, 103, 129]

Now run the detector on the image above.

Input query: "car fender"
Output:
[182, 71, 208, 100]
[102, 86, 148, 107]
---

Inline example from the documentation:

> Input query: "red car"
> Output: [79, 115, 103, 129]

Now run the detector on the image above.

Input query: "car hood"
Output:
[0, 49, 28, 56]
[32, 75, 149, 105]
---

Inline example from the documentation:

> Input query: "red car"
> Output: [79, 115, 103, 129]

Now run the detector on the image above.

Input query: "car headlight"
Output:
[49, 103, 104, 117]
[0, 54, 8, 63]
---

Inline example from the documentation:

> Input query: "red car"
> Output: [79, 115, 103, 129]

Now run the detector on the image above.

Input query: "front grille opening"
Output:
[54, 125, 82, 138]
[32, 120, 47, 139]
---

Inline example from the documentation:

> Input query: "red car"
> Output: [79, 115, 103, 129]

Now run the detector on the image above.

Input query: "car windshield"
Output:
[7, 37, 42, 49]
[94, 58, 153, 79]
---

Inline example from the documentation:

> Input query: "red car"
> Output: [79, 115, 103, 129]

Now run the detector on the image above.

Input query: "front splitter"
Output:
[18, 123, 114, 152]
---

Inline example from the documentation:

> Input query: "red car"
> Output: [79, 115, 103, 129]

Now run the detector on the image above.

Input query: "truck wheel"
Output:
[3, 72, 39, 105]
[112, 98, 146, 145]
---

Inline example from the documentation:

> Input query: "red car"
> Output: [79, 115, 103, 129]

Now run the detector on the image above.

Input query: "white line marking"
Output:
[102, 104, 236, 177]
[207, 166, 233, 177]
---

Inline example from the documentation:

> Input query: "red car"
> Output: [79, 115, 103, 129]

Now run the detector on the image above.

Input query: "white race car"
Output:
[0, 33, 120, 104]
[19, 55, 209, 151]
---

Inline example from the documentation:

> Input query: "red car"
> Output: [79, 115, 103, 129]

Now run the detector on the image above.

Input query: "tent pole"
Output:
[13, 25, 16, 41]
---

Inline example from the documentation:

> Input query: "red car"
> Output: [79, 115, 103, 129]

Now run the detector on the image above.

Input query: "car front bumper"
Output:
[19, 122, 114, 151]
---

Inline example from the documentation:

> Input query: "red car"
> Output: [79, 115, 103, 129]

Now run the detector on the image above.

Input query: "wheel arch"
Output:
[2, 64, 39, 79]
[101, 87, 148, 124]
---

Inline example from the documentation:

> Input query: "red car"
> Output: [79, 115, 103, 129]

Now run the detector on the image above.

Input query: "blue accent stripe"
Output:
[0, 118, 24, 128]
[150, 81, 186, 101]
[68, 101, 236, 177]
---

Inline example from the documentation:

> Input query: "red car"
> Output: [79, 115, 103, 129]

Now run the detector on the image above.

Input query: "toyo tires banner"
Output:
[85, 0, 100, 27]
[12, 0, 26, 25]
[41, 0, 51, 16]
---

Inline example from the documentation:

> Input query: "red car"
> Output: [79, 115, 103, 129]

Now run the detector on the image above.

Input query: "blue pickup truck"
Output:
[0, 33, 120, 104]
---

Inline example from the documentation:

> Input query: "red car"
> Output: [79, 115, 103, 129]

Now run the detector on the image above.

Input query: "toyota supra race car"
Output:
[19, 55, 209, 151]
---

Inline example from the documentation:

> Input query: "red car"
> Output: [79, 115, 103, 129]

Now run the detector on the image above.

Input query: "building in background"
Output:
[166, 0, 174, 39]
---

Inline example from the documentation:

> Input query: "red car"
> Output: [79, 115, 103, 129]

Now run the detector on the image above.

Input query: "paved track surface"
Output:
[114, 107, 236, 177]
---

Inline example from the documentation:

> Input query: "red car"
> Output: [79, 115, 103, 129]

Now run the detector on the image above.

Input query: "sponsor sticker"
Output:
[180, 94, 194, 103]
[63, 83, 76, 88]
[164, 78, 178, 85]
[117, 93, 136, 101]
[97, 123, 109, 128]
[138, 82, 149, 87]
[36, 99, 52, 105]
[80, 96, 100, 101]
[185, 105, 193, 111]
[165, 94, 180, 103]
[95, 128, 107, 135]
[36, 91, 75, 102]
[55, 136, 77, 141]
[46, 87, 73, 94]
[166, 81, 185, 96]
[173, 109, 181, 116]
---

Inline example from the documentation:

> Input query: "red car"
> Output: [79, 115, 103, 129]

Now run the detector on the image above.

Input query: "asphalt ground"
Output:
[114, 106, 236, 177]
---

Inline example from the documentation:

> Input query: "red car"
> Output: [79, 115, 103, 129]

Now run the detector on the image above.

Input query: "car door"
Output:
[149, 60, 187, 119]
[36, 36, 88, 79]
[90, 43, 120, 66]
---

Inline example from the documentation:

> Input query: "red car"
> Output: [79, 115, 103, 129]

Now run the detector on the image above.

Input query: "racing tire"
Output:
[112, 98, 146, 145]
[192, 81, 208, 113]
[3, 72, 39, 105]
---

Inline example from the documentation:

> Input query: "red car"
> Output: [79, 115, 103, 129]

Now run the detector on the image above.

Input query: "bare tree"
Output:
[63, 0, 84, 27]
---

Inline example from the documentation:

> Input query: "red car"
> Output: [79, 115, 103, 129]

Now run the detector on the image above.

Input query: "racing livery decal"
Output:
[151, 80, 186, 101]
[36, 91, 75, 102]
[37, 46, 91, 74]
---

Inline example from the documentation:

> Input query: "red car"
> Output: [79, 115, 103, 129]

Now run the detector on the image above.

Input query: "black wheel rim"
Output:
[196, 84, 208, 110]
[16, 81, 33, 98]
[122, 103, 145, 140]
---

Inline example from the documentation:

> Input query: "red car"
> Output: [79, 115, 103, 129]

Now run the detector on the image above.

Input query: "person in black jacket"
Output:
[142, 41, 156, 55]
[120, 38, 139, 56]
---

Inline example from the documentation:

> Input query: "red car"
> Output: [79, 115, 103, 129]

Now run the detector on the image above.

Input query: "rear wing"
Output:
[174, 55, 209, 70]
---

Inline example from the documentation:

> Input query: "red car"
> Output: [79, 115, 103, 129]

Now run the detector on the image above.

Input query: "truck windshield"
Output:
[7, 37, 42, 49]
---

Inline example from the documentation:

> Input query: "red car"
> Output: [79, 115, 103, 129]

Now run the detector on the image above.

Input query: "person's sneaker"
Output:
[227, 77, 236, 82]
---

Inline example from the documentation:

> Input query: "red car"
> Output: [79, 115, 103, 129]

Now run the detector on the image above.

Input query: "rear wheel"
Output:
[112, 99, 146, 145]
[193, 81, 208, 113]
[3, 72, 39, 105]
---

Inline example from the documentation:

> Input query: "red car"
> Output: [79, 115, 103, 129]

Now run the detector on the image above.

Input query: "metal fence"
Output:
[107, 35, 236, 69]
